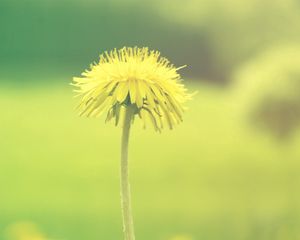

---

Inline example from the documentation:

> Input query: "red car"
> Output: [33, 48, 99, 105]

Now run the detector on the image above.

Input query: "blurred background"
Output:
[1, 0, 300, 239]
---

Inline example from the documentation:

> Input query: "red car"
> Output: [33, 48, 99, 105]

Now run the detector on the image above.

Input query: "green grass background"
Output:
[1, 0, 300, 239]
[1, 82, 300, 240]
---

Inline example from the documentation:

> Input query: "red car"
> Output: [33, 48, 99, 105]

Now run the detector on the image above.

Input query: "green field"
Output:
[1, 82, 300, 240]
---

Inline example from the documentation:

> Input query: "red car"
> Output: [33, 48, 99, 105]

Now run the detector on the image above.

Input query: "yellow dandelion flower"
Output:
[73, 46, 191, 131]
[169, 234, 194, 240]
[5, 222, 48, 240]
[72, 47, 192, 240]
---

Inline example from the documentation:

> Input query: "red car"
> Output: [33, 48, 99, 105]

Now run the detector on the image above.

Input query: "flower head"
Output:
[73, 47, 191, 131]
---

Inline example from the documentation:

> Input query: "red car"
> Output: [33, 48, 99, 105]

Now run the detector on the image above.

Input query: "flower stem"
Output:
[120, 106, 135, 240]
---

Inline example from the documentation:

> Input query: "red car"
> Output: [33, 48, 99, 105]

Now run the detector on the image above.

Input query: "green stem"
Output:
[120, 105, 136, 240]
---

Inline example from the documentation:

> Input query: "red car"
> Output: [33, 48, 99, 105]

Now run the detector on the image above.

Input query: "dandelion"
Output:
[232, 45, 300, 139]
[5, 222, 47, 240]
[168, 234, 194, 240]
[72, 47, 191, 240]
